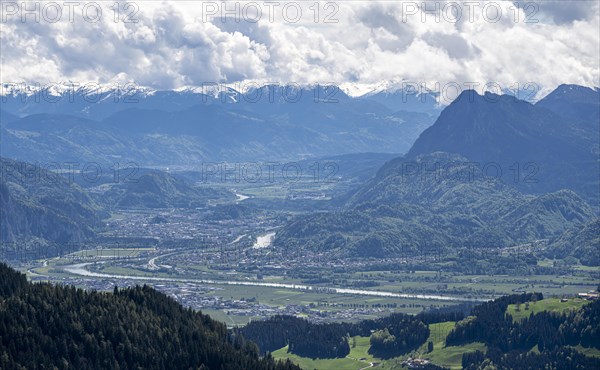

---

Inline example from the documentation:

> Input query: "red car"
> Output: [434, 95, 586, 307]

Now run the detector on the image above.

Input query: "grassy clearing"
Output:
[271, 335, 407, 370]
[572, 265, 600, 272]
[200, 309, 260, 327]
[506, 298, 590, 322]
[406, 322, 486, 370]
[271, 324, 487, 370]
[572, 345, 600, 358]
[420, 342, 486, 370]
[272, 337, 381, 370]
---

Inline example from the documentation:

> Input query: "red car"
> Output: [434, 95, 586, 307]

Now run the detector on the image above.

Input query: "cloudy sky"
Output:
[1, 0, 599, 98]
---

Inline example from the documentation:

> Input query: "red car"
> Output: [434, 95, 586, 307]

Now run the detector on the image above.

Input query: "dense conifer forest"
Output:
[0, 263, 300, 370]
[449, 293, 600, 369]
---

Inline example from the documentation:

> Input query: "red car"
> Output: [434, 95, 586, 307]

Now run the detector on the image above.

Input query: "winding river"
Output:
[63, 263, 487, 302]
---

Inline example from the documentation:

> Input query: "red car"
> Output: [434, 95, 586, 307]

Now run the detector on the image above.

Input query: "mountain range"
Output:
[2, 83, 598, 263]
[275, 85, 600, 263]
[276, 152, 595, 259]
[0, 157, 232, 248]
[1, 84, 438, 165]
[408, 85, 600, 205]
[357, 82, 442, 114]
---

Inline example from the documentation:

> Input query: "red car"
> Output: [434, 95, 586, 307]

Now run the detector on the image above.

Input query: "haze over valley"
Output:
[1, 1, 599, 369]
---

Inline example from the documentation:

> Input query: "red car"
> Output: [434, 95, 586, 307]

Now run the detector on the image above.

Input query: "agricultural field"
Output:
[506, 297, 591, 321]
[67, 247, 155, 258]
[272, 336, 390, 370]
[24, 248, 600, 327]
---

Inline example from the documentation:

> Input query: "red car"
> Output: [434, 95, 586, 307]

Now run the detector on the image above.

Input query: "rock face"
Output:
[407, 89, 599, 206]
[0, 157, 102, 243]
[535, 84, 600, 124]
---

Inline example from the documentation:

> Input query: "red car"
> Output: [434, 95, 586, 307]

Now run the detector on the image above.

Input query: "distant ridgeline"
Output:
[276, 85, 600, 265]
[407, 86, 600, 206]
[0, 84, 437, 164]
[0, 263, 300, 370]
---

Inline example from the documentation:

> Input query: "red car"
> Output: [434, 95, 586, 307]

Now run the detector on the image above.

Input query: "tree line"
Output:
[237, 308, 466, 359]
[446, 292, 600, 369]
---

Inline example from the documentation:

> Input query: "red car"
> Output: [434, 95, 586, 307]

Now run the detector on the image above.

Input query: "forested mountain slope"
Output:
[0, 157, 103, 243]
[276, 153, 594, 258]
[0, 263, 300, 370]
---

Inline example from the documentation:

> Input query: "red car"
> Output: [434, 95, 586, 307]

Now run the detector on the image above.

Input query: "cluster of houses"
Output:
[401, 358, 431, 369]
[577, 290, 599, 300]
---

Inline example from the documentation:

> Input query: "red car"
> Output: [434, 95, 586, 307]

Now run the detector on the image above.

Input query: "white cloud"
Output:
[1, 0, 598, 97]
